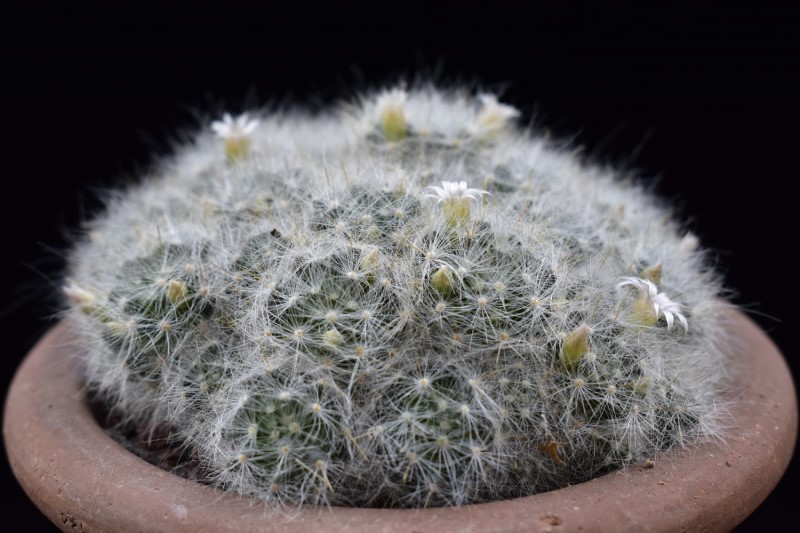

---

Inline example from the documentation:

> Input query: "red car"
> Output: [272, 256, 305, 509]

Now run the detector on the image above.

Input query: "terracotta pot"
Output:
[4, 310, 796, 532]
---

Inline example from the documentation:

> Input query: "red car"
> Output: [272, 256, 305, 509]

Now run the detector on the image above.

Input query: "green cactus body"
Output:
[65, 85, 728, 508]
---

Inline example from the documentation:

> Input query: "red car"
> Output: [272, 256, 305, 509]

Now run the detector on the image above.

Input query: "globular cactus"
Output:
[63, 84, 729, 508]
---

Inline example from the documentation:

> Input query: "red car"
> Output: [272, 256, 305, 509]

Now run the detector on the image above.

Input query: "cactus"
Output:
[64, 84, 728, 508]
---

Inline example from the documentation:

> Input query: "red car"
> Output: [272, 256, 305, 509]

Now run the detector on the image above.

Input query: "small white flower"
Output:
[424, 181, 490, 203]
[211, 113, 259, 139]
[425, 181, 490, 228]
[212, 113, 259, 161]
[468, 94, 520, 138]
[652, 291, 688, 332]
[375, 88, 408, 118]
[375, 88, 408, 141]
[425, 181, 491, 228]
[617, 277, 688, 332]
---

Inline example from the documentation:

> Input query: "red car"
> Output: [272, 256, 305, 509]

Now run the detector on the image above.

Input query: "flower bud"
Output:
[167, 279, 188, 304]
[561, 324, 590, 370]
[641, 262, 663, 285]
[431, 266, 454, 296]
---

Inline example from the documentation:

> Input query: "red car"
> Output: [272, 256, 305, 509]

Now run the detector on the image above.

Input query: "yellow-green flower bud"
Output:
[561, 324, 590, 370]
[105, 321, 128, 337]
[431, 266, 454, 296]
[63, 283, 98, 315]
[323, 328, 344, 347]
[641, 262, 663, 285]
[360, 248, 381, 272]
[167, 279, 188, 304]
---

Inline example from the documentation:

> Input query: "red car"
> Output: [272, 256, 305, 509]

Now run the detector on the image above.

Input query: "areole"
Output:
[4, 309, 796, 532]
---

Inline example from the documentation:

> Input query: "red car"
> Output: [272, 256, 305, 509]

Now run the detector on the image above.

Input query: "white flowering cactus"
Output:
[64, 85, 728, 508]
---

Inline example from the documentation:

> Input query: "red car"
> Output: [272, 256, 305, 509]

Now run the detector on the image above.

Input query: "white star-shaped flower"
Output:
[617, 276, 688, 332]
[424, 180, 490, 203]
[211, 113, 259, 139]
[425, 181, 491, 228]
[212, 113, 259, 161]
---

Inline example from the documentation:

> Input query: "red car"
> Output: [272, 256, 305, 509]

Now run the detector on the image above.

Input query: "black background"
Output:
[2, 4, 797, 530]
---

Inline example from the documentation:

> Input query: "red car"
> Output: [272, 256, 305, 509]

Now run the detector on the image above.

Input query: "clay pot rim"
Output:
[4, 310, 797, 532]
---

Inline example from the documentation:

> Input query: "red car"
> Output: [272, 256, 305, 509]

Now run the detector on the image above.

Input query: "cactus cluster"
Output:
[64, 85, 728, 508]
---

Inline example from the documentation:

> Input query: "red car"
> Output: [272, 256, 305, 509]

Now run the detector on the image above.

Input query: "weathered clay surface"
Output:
[4, 310, 796, 532]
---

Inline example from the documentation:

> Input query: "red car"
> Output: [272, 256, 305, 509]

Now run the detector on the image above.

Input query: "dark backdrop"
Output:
[2, 4, 797, 530]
